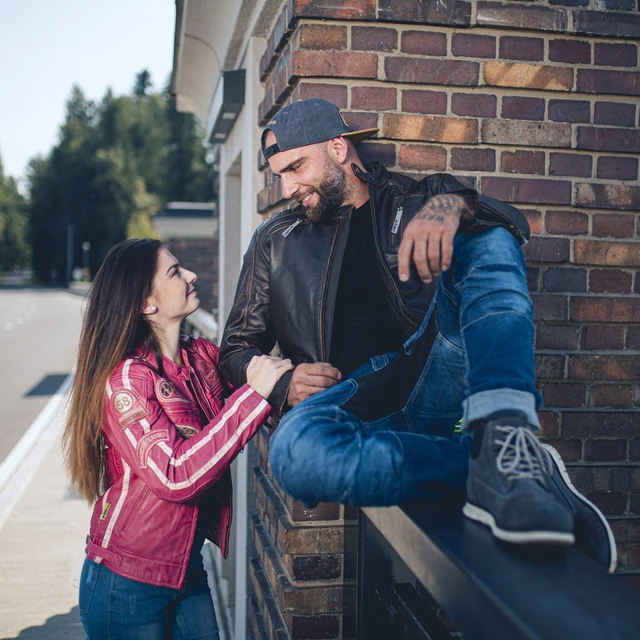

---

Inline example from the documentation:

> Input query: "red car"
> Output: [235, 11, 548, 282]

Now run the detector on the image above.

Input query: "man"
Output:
[220, 99, 615, 572]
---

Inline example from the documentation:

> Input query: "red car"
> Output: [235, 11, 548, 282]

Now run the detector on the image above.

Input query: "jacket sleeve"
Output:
[103, 365, 271, 503]
[219, 229, 292, 413]
[422, 173, 531, 245]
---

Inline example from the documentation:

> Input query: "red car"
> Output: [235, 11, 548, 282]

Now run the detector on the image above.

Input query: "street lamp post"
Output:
[82, 242, 91, 282]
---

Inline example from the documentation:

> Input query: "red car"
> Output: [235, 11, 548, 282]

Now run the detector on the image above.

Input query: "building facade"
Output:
[172, 0, 640, 637]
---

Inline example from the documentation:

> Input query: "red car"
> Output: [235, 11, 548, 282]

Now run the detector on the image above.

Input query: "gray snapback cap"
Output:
[261, 98, 378, 161]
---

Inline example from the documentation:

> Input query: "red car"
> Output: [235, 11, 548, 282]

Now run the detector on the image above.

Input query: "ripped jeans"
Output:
[269, 226, 541, 507]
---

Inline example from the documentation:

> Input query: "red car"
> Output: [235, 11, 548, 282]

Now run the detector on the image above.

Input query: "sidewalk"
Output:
[0, 389, 90, 639]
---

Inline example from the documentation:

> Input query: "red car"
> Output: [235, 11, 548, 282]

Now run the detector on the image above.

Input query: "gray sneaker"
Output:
[463, 412, 575, 546]
[542, 443, 617, 573]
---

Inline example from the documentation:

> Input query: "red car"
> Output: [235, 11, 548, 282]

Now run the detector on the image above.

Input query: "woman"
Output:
[63, 238, 292, 639]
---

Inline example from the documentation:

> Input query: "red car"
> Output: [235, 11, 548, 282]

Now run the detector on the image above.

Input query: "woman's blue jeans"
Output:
[270, 227, 541, 507]
[79, 529, 219, 640]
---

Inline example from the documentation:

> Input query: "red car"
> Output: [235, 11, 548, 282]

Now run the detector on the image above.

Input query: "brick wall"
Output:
[165, 237, 218, 315]
[250, 1, 640, 637]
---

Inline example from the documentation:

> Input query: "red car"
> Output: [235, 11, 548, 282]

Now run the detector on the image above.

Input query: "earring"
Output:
[151, 306, 157, 312]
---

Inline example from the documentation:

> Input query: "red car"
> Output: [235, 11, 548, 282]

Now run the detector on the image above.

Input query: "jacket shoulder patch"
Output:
[112, 390, 148, 430]
[136, 430, 170, 468]
[156, 379, 175, 399]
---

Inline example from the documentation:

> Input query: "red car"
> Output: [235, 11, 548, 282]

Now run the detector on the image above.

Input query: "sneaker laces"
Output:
[495, 426, 553, 481]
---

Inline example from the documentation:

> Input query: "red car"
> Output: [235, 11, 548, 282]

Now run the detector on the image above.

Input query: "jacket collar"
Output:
[352, 162, 391, 187]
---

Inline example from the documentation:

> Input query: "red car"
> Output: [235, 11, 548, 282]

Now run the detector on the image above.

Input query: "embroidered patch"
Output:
[157, 380, 174, 399]
[136, 430, 170, 468]
[195, 357, 217, 389]
[176, 425, 199, 439]
[112, 390, 148, 429]
[100, 502, 111, 520]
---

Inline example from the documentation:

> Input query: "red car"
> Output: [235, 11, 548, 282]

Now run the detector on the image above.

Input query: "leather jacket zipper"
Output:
[319, 212, 351, 361]
[187, 371, 214, 422]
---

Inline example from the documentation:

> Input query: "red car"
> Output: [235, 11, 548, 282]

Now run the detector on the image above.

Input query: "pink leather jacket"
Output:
[85, 336, 271, 589]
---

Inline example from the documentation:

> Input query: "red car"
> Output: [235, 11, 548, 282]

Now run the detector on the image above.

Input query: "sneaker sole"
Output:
[542, 444, 617, 573]
[463, 502, 575, 546]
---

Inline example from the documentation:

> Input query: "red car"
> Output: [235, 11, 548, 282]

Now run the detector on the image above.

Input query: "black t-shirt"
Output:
[329, 200, 408, 377]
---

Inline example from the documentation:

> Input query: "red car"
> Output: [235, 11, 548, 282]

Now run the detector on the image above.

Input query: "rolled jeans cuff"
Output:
[461, 389, 540, 432]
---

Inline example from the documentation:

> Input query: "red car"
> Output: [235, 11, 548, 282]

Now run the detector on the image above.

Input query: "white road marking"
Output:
[0, 374, 74, 533]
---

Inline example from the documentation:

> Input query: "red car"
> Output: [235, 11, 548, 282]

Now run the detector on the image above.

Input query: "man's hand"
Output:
[286, 363, 342, 407]
[398, 194, 473, 284]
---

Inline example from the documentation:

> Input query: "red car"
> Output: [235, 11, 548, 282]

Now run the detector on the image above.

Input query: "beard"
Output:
[303, 157, 348, 223]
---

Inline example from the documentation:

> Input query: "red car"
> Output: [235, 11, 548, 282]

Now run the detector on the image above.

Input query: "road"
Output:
[0, 284, 83, 465]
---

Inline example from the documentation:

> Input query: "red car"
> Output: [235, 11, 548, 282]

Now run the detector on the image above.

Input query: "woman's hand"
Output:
[246, 355, 294, 399]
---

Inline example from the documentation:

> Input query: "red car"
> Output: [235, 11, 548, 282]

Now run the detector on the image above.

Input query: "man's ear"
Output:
[328, 137, 350, 164]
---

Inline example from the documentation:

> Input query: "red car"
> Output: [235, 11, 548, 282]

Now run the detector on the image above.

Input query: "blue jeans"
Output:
[79, 528, 219, 639]
[270, 227, 541, 507]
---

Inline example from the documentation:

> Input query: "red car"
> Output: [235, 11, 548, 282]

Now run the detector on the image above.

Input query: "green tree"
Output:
[0, 154, 30, 272]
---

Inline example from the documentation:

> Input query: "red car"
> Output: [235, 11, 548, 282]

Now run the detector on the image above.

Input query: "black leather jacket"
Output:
[220, 163, 530, 412]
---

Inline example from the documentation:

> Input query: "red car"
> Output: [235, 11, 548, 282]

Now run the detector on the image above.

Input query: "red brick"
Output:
[548, 100, 590, 124]
[583, 325, 626, 349]
[549, 153, 592, 178]
[502, 97, 545, 121]
[499, 37, 544, 62]
[500, 151, 545, 175]
[543, 267, 587, 292]
[543, 384, 586, 408]
[632, 438, 640, 460]
[597, 157, 638, 182]
[400, 31, 446, 56]
[578, 127, 640, 154]
[342, 111, 378, 132]
[524, 210, 543, 235]
[452, 33, 496, 59]
[351, 26, 398, 52]
[587, 492, 627, 516]
[532, 295, 568, 321]
[524, 236, 571, 262]
[451, 93, 496, 118]
[575, 239, 640, 266]
[398, 144, 447, 172]
[592, 214, 636, 238]
[292, 50, 378, 79]
[575, 184, 640, 211]
[590, 384, 633, 408]
[382, 113, 478, 143]
[545, 210, 589, 235]
[537, 411, 561, 437]
[296, 24, 347, 50]
[549, 39, 591, 64]
[589, 268, 633, 293]
[571, 297, 640, 322]
[385, 58, 479, 86]
[477, 3, 568, 32]
[290, 613, 340, 639]
[594, 43, 638, 68]
[527, 266, 540, 292]
[539, 438, 582, 462]
[379, 0, 471, 26]
[297, 83, 348, 108]
[594, 102, 636, 127]
[351, 86, 397, 111]
[484, 62, 573, 91]
[483, 120, 570, 148]
[569, 355, 640, 381]
[563, 412, 639, 438]
[577, 69, 640, 97]
[536, 324, 579, 350]
[450, 148, 495, 171]
[574, 9, 640, 39]
[290, 0, 376, 20]
[402, 89, 447, 115]
[482, 177, 571, 206]
[585, 439, 628, 462]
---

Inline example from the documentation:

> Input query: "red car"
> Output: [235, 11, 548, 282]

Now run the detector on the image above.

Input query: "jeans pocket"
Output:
[78, 558, 100, 616]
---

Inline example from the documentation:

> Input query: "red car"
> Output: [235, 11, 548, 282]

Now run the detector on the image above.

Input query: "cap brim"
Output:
[341, 128, 379, 144]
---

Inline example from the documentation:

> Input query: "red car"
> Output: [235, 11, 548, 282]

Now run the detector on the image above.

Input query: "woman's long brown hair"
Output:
[63, 238, 164, 503]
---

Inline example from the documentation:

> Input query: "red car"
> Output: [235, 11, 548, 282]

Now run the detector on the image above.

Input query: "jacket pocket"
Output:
[118, 486, 149, 533]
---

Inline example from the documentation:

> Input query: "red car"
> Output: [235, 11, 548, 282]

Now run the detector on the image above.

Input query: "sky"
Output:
[0, 1, 176, 186]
